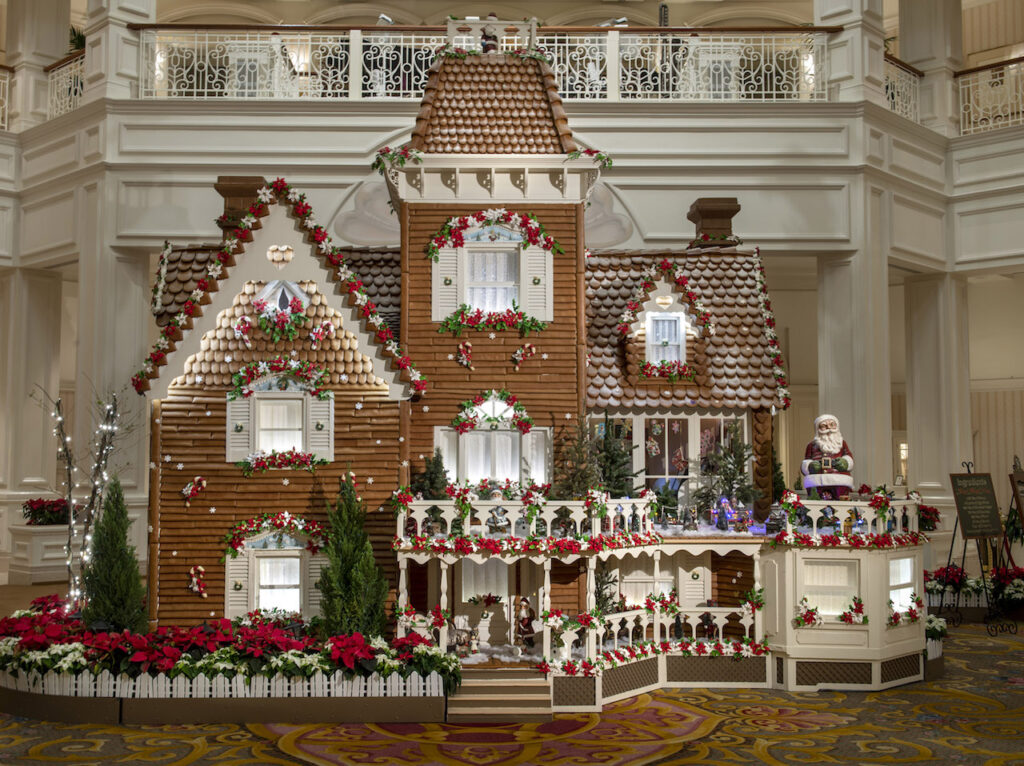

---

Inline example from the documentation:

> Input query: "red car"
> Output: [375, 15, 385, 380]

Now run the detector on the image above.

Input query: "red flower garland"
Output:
[221, 511, 328, 560]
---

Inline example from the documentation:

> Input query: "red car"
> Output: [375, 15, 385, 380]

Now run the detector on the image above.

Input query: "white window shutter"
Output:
[226, 398, 252, 462]
[521, 427, 550, 485]
[431, 248, 460, 321]
[306, 397, 334, 462]
[435, 427, 459, 483]
[522, 246, 553, 322]
[224, 552, 250, 619]
[306, 554, 327, 617]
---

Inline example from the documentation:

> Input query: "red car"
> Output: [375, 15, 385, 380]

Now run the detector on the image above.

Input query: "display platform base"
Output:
[925, 656, 945, 681]
[0, 687, 445, 725]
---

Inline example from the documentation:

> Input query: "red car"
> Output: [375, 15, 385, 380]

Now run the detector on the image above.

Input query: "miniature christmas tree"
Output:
[552, 414, 601, 499]
[411, 448, 449, 500]
[317, 473, 389, 637]
[595, 413, 638, 498]
[693, 421, 759, 515]
[81, 477, 147, 633]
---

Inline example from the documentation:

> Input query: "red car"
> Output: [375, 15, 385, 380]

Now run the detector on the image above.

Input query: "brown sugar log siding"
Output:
[152, 384, 400, 626]
[752, 408, 773, 519]
[401, 203, 584, 481]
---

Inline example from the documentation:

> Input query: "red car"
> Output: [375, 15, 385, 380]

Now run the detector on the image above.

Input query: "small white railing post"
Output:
[348, 29, 362, 100]
[605, 30, 620, 102]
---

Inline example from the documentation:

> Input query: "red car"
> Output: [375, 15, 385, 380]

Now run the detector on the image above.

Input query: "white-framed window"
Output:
[431, 223, 553, 322]
[888, 556, 916, 612]
[461, 558, 509, 603]
[226, 379, 333, 462]
[801, 559, 858, 616]
[223, 530, 327, 619]
[646, 313, 687, 363]
[436, 426, 550, 486]
[617, 556, 674, 604]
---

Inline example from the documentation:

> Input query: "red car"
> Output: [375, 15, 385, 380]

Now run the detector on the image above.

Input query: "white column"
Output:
[81, 0, 155, 103]
[814, 0, 887, 107]
[5, 0, 71, 130]
[398, 557, 409, 609]
[898, 0, 963, 137]
[542, 559, 552, 611]
[0, 268, 63, 549]
[438, 560, 450, 649]
[816, 184, 893, 486]
[904, 274, 972, 508]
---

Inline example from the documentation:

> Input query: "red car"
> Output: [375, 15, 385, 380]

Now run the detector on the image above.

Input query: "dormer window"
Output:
[647, 313, 687, 363]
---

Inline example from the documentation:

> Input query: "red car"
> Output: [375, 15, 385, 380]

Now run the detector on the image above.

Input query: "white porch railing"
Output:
[46, 50, 85, 119]
[136, 26, 835, 103]
[398, 496, 655, 541]
[884, 53, 921, 123]
[0, 67, 10, 130]
[784, 498, 920, 536]
[958, 56, 1024, 136]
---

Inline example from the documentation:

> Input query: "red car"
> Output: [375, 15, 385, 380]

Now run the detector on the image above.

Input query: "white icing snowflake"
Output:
[164, 455, 171, 462]
[282, 479, 290, 486]
[205, 411, 212, 417]
[564, 413, 572, 419]
[149, 462, 156, 470]
[541, 353, 549, 360]
[401, 459, 409, 467]
[171, 550, 177, 556]
[176, 463, 184, 470]
[291, 350, 298, 357]
[209, 507, 216, 514]
[340, 374, 349, 383]
[488, 332, 496, 340]
[447, 354, 454, 361]
[225, 355, 233, 363]
[399, 437, 405, 442]
[355, 402, 363, 410]
[419, 454, 424, 460]
[422, 406, 430, 413]
[376, 439, 381, 445]
[155, 418, 161, 424]
[367, 477, 374, 485]
[195, 375, 204, 383]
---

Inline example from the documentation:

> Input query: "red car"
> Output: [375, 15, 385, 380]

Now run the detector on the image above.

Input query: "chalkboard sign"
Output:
[1011, 471, 1024, 527]
[949, 473, 1003, 539]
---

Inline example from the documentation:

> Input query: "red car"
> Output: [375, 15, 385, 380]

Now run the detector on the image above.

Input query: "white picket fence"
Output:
[0, 669, 443, 699]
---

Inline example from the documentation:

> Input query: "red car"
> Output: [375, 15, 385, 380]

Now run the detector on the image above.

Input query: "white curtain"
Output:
[803, 560, 858, 615]
[522, 429, 549, 485]
[649, 315, 682, 362]
[467, 250, 518, 312]
[257, 399, 303, 452]
[462, 430, 520, 483]
[258, 557, 301, 612]
[462, 559, 508, 600]
[463, 432, 492, 483]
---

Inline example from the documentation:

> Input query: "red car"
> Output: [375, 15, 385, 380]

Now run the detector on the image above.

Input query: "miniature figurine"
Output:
[765, 506, 786, 534]
[800, 414, 855, 500]
[715, 498, 731, 531]
[515, 597, 536, 648]
[682, 506, 699, 531]
[480, 13, 500, 53]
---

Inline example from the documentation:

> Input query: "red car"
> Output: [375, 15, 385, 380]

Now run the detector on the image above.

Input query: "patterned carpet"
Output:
[0, 624, 1020, 765]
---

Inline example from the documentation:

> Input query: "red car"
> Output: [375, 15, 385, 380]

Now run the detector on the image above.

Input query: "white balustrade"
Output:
[46, 51, 84, 119]
[784, 498, 920, 536]
[884, 55, 921, 123]
[958, 58, 1024, 136]
[397, 496, 655, 542]
[137, 28, 832, 103]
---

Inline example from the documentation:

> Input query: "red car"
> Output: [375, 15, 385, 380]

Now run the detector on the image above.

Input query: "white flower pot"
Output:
[926, 638, 943, 660]
[8, 524, 73, 584]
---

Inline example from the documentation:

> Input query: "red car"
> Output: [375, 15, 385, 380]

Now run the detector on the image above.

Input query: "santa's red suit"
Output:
[800, 441, 855, 493]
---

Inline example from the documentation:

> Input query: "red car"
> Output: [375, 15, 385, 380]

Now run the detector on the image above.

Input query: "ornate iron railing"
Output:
[0, 67, 10, 130]
[136, 26, 834, 102]
[884, 53, 921, 123]
[46, 50, 85, 119]
[957, 56, 1024, 136]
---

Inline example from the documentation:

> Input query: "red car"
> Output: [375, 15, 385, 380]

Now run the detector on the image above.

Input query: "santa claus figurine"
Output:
[801, 414, 855, 500]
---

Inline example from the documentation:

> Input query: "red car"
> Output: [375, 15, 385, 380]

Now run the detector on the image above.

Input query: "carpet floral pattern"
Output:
[0, 624, 1020, 765]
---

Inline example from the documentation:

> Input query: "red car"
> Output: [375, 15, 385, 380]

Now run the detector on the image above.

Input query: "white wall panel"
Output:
[19, 190, 76, 258]
[22, 135, 79, 183]
[115, 180, 223, 239]
[955, 199, 1024, 265]
[970, 389, 1024, 512]
[891, 194, 945, 262]
[889, 138, 946, 190]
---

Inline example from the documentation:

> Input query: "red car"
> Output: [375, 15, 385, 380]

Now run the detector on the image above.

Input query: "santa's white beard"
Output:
[814, 430, 844, 455]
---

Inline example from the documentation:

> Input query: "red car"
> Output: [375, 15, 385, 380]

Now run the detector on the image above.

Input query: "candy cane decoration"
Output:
[188, 565, 208, 598]
[456, 341, 474, 370]
[233, 316, 253, 349]
[181, 476, 207, 508]
[512, 343, 537, 371]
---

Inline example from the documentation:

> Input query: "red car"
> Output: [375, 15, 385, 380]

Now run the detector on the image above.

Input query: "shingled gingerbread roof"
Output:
[409, 54, 577, 154]
[586, 248, 781, 411]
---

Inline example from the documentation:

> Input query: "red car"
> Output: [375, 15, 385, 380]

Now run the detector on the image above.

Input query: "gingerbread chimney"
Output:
[686, 197, 741, 240]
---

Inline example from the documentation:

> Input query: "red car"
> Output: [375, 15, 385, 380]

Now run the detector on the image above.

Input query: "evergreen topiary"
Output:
[81, 477, 147, 633]
[411, 449, 449, 500]
[692, 421, 760, 514]
[317, 473, 389, 637]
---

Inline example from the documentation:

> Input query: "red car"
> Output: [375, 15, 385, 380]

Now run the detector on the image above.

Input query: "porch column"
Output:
[438, 560, 450, 649]
[5, 0, 71, 130]
[542, 560, 551, 611]
[814, 0, 887, 107]
[585, 558, 598, 657]
[816, 182, 893, 486]
[398, 558, 409, 609]
[898, 0, 963, 136]
[81, 0, 155, 103]
[904, 274, 972, 565]
[652, 551, 662, 641]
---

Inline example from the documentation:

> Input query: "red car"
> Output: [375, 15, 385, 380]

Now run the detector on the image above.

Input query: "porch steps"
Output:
[447, 666, 552, 723]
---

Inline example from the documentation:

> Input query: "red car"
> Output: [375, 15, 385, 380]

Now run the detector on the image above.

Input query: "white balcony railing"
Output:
[884, 53, 921, 123]
[136, 26, 834, 103]
[0, 67, 9, 130]
[784, 498, 920, 537]
[397, 495, 655, 545]
[958, 56, 1024, 136]
[46, 50, 85, 119]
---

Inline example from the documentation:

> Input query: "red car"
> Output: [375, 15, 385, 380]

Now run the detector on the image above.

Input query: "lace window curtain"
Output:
[466, 249, 519, 312]
[463, 430, 520, 483]
[257, 557, 301, 612]
[257, 399, 304, 452]
[649, 315, 684, 362]
[462, 558, 508, 601]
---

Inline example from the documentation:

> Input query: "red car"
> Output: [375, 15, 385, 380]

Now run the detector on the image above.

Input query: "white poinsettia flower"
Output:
[287, 189, 301, 202]
[257, 187, 273, 203]
[481, 208, 506, 221]
[304, 216, 318, 230]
